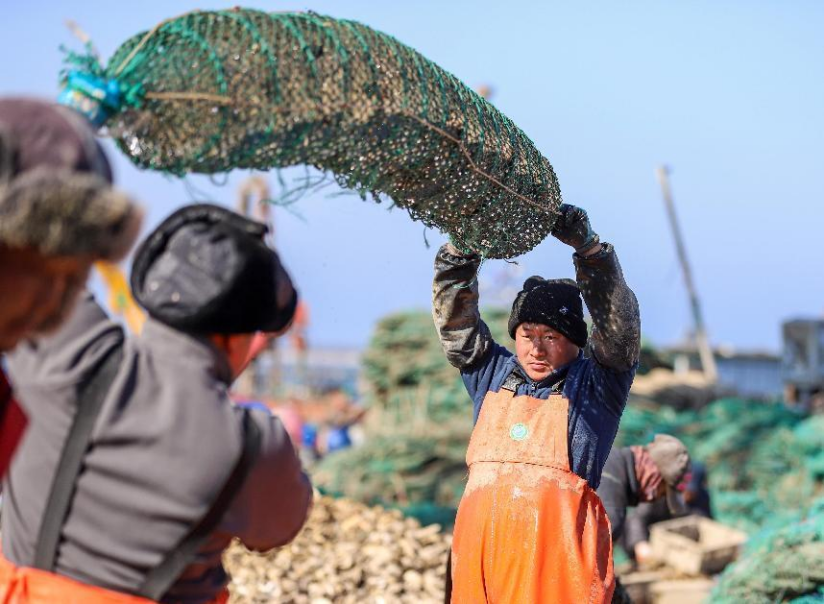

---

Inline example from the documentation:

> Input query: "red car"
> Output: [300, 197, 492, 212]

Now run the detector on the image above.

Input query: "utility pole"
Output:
[656, 166, 718, 382]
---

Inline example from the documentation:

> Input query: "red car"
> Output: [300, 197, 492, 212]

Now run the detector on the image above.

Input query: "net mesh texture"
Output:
[64, 9, 563, 258]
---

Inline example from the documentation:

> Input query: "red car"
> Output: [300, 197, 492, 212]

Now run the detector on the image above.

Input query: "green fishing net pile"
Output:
[360, 309, 510, 424]
[712, 500, 824, 603]
[65, 9, 561, 258]
[313, 308, 508, 526]
[312, 422, 471, 528]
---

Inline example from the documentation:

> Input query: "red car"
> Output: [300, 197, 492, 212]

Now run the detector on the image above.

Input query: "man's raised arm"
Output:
[552, 204, 641, 372]
[432, 243, 492, 370]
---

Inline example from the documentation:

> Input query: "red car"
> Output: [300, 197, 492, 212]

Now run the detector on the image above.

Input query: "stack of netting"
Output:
[63, 9, 562, 258]
[312, 422, 471, 528]
[313, 308, 508, 525]
[711, 500, 824, 603]
[360, 308, 509, 424]
[615, 398, 824, 533]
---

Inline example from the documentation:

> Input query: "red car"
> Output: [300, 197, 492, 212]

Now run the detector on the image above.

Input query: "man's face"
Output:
[0, 247, 92, 352]
[514, 322, 580, 382]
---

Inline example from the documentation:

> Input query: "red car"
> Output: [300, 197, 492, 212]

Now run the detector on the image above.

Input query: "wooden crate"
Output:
[651, 578, 715, 604]
[650, 515, 747, 576]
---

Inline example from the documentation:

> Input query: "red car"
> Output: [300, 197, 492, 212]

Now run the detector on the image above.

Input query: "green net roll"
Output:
[711, 502, 824, 603]
[62, 9, 562, 258]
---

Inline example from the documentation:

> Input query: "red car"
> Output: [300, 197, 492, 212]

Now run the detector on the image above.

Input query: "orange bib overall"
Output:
[0, 555, 229, 604]
[451, 388, 614, 603]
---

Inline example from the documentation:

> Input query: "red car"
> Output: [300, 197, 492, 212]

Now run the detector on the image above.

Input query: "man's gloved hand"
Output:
[551, 204, 600, 255]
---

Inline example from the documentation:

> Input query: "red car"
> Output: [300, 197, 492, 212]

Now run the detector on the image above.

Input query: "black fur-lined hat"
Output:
[131, 204, 298, 335]
[0, 97, 140, 260]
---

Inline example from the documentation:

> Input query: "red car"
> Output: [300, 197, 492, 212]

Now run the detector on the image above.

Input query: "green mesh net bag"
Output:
[59, 9, 562, 258]
[711, 501, 824, 603]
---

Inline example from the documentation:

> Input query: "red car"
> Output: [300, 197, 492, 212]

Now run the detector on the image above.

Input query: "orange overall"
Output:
[0, 555, 229, 604]
[451, 387, 614, 603]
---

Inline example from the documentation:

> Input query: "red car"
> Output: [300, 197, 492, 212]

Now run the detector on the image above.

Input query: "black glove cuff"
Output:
[574, 233, 601, 255]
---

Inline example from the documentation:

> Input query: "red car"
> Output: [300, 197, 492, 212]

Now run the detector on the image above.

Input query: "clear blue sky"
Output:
[3, 1, 822, 352]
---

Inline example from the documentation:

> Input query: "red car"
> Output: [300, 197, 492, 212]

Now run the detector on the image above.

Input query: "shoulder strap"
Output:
[33, 345, 124, 571]
[137, 410, 262, 601]
[502, 369, 566, 395]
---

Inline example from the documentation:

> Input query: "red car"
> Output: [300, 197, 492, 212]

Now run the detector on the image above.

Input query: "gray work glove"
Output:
[551, 203, 600, 255]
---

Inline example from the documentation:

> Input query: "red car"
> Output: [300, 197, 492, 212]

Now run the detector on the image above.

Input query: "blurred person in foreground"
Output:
[1, 204, 312, 603]
[0, 97, 142, 477]
[433, 204, 641, 603]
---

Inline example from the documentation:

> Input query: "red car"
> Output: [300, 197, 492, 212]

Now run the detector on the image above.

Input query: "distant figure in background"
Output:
[683, 461, 712, 517]
[297, 388, 367, 461]
[324, 422, 353, 453]
[597, 435, 691, 604]
[300, 423, 321, 466]
[1, 204, 311, 604]
[623, 460, 712, 566]
[271, 399, 305, 448]
[322, 389, 367, 454]
[0, 97, 142, 478]
[597, 435, 692, 564]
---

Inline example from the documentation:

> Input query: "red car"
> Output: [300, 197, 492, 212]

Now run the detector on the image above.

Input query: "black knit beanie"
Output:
[508, 276, 588, 348]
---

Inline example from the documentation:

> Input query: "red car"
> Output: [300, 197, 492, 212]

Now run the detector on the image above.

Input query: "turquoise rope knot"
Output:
[57, 71, 143, 128]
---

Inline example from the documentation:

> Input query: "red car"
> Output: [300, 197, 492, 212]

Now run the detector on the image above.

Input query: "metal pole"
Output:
[236, 176, 281, 395]
[656, 166, 718, 382]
